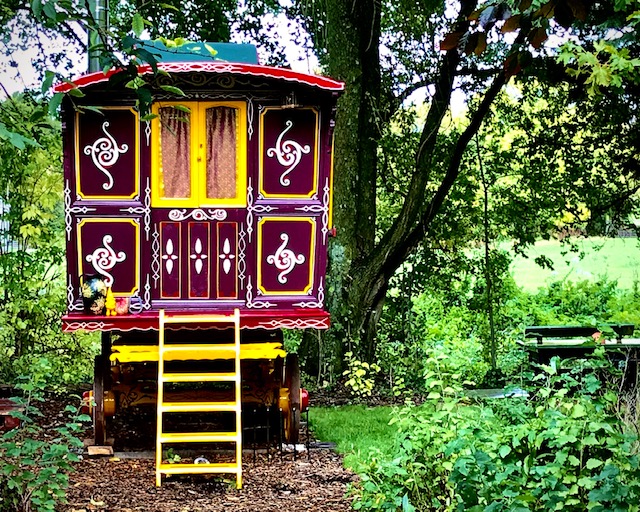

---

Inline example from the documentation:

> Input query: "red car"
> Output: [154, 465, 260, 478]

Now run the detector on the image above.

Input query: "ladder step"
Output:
[161, 345, 238, 358]
[159, 432, 239, 443]
[160, 401, 239, 413]
[163, 314, 238, 325]
[158, 462, 240, 475]
[161, 344, 238, 352]
[161, 372, 237, 383]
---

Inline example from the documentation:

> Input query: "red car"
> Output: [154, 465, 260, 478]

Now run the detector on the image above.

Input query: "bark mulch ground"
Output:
[63, 451, 356, 512]
[32, 393, 358, 512]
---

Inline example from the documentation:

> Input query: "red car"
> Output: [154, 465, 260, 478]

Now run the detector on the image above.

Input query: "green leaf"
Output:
[42, 1, 56, 19]
[67, 88, 85, 98]
[48, 92, 63, 116]
[81, 106, 104, 115]
[204, 43, 218, 57]
[499, 445, 512, 458]
[159, 85, 186, 96]
[132, 13, 145, 37]
[31, 0, 43, 17]
[571, 403, 586, 418]
[586, 458, 603, 469]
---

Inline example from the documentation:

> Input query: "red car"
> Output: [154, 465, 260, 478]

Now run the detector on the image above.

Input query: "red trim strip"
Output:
[54, 62, 344, 93]
[61, 309, 331, 332]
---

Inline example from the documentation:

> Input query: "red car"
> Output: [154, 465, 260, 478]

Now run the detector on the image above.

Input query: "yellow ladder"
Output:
[156, 309, 242, 488]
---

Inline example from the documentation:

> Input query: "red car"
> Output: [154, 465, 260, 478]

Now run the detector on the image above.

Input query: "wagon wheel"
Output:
[282, 354, 301, 444]
[93, 354, 108, 446]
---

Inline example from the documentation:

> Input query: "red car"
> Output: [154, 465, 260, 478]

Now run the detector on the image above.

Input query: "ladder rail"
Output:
[155, 308, 242, 489]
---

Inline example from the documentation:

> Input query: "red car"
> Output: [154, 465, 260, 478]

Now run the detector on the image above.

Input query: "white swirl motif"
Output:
[168, 208, 227, 221]
[85, 234, 127, 287]
[266, 233, 305, 284]
[83, 121, 129, 191]
[266, 120, 310, 186]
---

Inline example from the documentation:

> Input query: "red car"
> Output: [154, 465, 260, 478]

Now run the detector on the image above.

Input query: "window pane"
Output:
[159, 107, 191, 198]
[205, 107, 237, 200]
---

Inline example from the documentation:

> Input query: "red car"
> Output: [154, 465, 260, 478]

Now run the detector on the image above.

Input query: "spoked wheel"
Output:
[280, 354, 300, 444]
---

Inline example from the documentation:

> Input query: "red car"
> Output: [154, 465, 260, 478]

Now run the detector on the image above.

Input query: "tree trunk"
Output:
[326, 0, 380, 264]
[315, 0, 522, 367]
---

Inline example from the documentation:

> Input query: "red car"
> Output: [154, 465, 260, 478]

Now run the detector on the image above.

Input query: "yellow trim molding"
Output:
[151, 101, 247, 208]
[76, 218, 140, 296]
[259, 107, 319, 199]
[75, 106, 140, 201]
[257, 216, 316, 296]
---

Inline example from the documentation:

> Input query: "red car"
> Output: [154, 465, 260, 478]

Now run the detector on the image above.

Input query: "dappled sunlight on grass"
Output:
[507, 237, 640, 291]
[309, 405, 395, 470]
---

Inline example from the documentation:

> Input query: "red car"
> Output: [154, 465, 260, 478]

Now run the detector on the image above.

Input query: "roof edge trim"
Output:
[53, 62, 344, 93]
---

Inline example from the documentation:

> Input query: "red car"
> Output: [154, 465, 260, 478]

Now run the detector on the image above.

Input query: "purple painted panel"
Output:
[76, 108, 138, 199]
[260, 108, 317, 197]
[160, 222, 181, 298]
[258, 218, 315, 295]
[188, 222, 210, 298]
[78, 219, 139, 296]
[217, 222, 238, 299]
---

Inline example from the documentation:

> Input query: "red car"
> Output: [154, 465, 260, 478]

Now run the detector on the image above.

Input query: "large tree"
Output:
[296, 0, 640, 367]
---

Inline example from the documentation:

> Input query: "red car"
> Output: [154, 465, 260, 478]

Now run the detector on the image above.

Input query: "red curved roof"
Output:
[54, 62, 344, 93]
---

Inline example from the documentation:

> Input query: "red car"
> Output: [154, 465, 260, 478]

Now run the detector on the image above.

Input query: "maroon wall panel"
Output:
[160, 222, 181, 298]
[77, 218, 139, 295]
[260, 108, 318, 198]
[76, 108, 139, 200]
[217, 222, 238, 299]
[188, 222, 211, 298]
[258, 217, 315, 295]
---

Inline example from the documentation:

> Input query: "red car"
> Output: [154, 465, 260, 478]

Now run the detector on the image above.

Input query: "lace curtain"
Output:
[159, 107, 191, 198]
[206, 107, 237, 200]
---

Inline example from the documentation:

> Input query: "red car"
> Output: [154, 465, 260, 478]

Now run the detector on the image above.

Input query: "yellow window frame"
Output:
[151, 101, 247, 208]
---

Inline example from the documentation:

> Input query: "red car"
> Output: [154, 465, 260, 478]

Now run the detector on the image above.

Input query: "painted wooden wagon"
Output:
[55, 42, 343, 487]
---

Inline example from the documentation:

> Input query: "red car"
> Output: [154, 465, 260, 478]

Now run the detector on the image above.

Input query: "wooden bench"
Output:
[525, 324, 635, 345]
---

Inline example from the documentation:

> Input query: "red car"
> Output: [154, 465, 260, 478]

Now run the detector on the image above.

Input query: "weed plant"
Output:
[350, 349, 640, 511]
[0, 358, 88, 512]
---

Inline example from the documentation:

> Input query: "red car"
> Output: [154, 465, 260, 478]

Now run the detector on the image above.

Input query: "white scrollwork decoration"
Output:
[292, 278, 325, 308]
[65, 180, 96, 242]
[162, 239, 178, 275]
[83, 121, 129, 191]
[143, 275, 151, 309]
[151, 225, 160, 287]
[266, 233, 305, 284]
[190, 238, 207, 275]
[266, 120, 310, 186]
[238, 226, 247, 286]
[85, 235, 126, 287]
[219, 238, 235, 275]
[252, 318, 330, 330]
[168, 208, 227, 222]
[246, 280, 275, 309]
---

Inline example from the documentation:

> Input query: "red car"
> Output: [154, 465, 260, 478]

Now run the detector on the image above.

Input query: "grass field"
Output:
[507, 237, 640, 292]
[309, 405, 395, 470]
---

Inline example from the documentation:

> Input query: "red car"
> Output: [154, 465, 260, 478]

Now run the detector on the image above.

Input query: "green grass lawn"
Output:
[309, 405, 396, 470]
[507, 237, 640, 292]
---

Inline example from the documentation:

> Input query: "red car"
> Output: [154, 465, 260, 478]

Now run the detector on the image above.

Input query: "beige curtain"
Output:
[206, 107, 237, 199]
[160, 107, 191, 198]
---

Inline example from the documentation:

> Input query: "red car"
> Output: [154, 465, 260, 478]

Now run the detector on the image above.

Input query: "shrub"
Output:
[353, 351, 640, 511]
[0, 358, 88, 512]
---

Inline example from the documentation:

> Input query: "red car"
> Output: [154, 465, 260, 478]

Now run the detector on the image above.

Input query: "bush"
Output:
[0, 358, 88, 512]
[352, 351, 640, 511]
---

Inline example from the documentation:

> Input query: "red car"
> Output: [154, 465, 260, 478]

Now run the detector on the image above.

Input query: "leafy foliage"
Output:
[0, 95, 98, 385]
[352, 351, 640, 511]
[0, 358, 89, 512]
